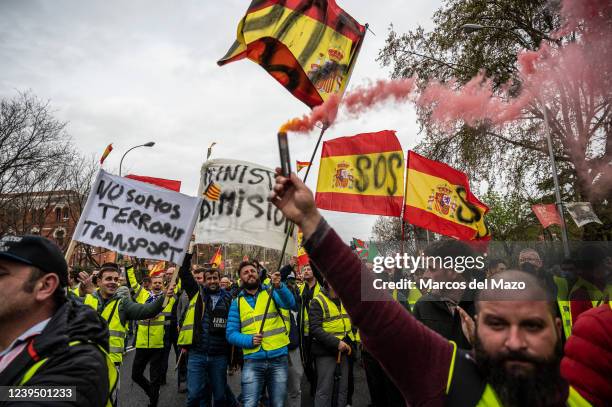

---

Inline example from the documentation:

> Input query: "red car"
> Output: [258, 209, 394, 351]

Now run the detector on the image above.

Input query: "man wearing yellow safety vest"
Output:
[130, 272, 176, 407]
[270, 169, 594, 407]
[226, 261, 296, 407]
[81, 263, 172, 370]
[309, 281, 354, 407]
[0, 235, 116, 407]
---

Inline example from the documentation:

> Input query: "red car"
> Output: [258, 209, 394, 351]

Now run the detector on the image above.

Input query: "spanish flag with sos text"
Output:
[404, 151, 490, 240]
[218, 0, 365, 108]
[315, 131, 404, 217]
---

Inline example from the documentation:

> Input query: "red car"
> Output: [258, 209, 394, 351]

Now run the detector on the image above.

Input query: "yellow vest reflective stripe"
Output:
[19, 341, 119, 407]
[239, 290, 289, 355]
[392, 287, 422, 313]
[445, 340, 591, 406]
[136, 295, 175, 349]
[472, 384, 591, 406]
[553, 276, 573, 339]
[69, 286, 80, 296]
[84, 295, 126, 364]
[408, 287, 422, 312]
[570, 278, 611, 308]
[299, 282, 321, 335]
[313, 293, 352, 340]
[178, 294, 199, 346]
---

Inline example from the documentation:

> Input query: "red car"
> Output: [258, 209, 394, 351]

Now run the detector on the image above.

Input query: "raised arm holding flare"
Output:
[270, 169, 591, 407]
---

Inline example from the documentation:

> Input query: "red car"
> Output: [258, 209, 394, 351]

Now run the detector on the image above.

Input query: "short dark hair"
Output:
[423, 239, 477, 278]
[98, 263, 121, 280]
[204, 268, 220, 278]
[488, 258, 506, 270]
[141, 276, 152, 284]
[23, 266, 66, 307]
[237, 261, 257, 275]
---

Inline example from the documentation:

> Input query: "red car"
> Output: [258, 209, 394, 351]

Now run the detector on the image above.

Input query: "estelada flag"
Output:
[404, 151, 490, 240]
[296, 161, 311, 173]
[149, 261, 166, 277]
[218, 0, 366, 108]
[315, 130, 404, 217]
[99, 144, 113, 165]
[532, 204, 562, 229]
[210, 247, 223, 270]
[126, 174, 181, 192]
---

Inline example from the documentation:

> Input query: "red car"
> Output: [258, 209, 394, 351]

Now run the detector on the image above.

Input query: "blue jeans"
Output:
[187, 352, 228, 407]
[241, 355, 288, 407]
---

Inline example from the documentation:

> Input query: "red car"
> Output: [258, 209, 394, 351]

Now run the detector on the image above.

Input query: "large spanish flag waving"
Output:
[218, 0, 366, 108]
[404, 151, 490, 240]
[316, 130, 404, 216]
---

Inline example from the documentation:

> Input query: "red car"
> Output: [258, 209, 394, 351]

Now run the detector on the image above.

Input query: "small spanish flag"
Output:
[203, 181, 221, 201]
[149, 260, 166, 277]
[100, 143, 113, 165]
[296, 161, 311, 173]
[403, 151, 490, 240]
[210, 247, 223, 270]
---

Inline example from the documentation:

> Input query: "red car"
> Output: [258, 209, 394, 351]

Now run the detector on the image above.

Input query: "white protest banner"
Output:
[195, 159, 296, 252]
[73, 169, 201, 264]
[565, 202, 603, 228]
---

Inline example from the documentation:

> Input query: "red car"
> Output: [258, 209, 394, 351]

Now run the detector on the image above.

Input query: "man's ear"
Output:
[35, 273, 60, 302]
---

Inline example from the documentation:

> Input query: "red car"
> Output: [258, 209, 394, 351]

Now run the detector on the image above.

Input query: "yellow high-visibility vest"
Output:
[136, 295, 175, 349]
[312, 292, 352, 340]
[178, 293, 199, 346]
[84, 294, 127, 364]
[239, 290, 289, 355]
[553, 276, 573, 339]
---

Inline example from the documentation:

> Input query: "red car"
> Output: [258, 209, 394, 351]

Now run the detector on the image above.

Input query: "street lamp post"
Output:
[461, 23, 571, 256]
[119, 142, 155, 176]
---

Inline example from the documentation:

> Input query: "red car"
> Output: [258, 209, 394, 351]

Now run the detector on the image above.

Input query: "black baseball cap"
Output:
[0, 235, 68, 287]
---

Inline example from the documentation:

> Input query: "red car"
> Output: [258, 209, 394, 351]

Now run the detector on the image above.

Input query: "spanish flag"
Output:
[149, 261, 166, 277]
[296, 161, 311, 173]
[218, 0, 366, 108]
[315, 130, 404, 217]
[99, 143, 113, 165]
[210, 247, 223, 270]
[403, 151, 490, 240]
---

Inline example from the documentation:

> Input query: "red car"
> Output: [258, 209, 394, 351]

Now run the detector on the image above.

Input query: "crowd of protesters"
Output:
[0, 169, 610, 407]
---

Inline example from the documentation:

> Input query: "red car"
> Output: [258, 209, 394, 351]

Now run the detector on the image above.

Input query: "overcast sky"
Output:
[0, 0, 442, 241]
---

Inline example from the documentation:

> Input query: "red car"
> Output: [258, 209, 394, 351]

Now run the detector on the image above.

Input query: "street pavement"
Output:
[119, 347, 372, 406]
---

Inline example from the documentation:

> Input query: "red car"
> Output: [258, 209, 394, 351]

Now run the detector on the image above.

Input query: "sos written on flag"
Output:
[315, 130, 404, 217]
[403, 151, 490, 241]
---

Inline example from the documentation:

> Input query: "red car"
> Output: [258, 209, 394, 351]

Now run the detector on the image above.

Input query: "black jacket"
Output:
[179, 254, 232, 356]
[412, 294, 475, 350]
[309, 289, 352, 357]
[0, 298, 111, 407]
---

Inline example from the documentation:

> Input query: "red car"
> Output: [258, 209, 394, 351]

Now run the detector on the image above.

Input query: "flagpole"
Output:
[400, 150, 410, 254]
[540, 100, 570, 258]
[261, 24, 368, 333]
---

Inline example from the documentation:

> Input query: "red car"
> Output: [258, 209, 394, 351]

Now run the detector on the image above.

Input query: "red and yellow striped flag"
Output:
[99, 143, 113, 165]
[210, 247, 223, 270]
[403, 151, 490, 240]
[315, 130, 404, 216]
[149, 260, 166, 277]
[218, 0, 365, 108]
[296, 161, 311, 173]
[203, 181, 221, 201]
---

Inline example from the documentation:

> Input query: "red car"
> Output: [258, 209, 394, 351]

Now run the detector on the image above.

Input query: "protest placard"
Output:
[195, 159, 296, 252]
[72, 169, 201, 264]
